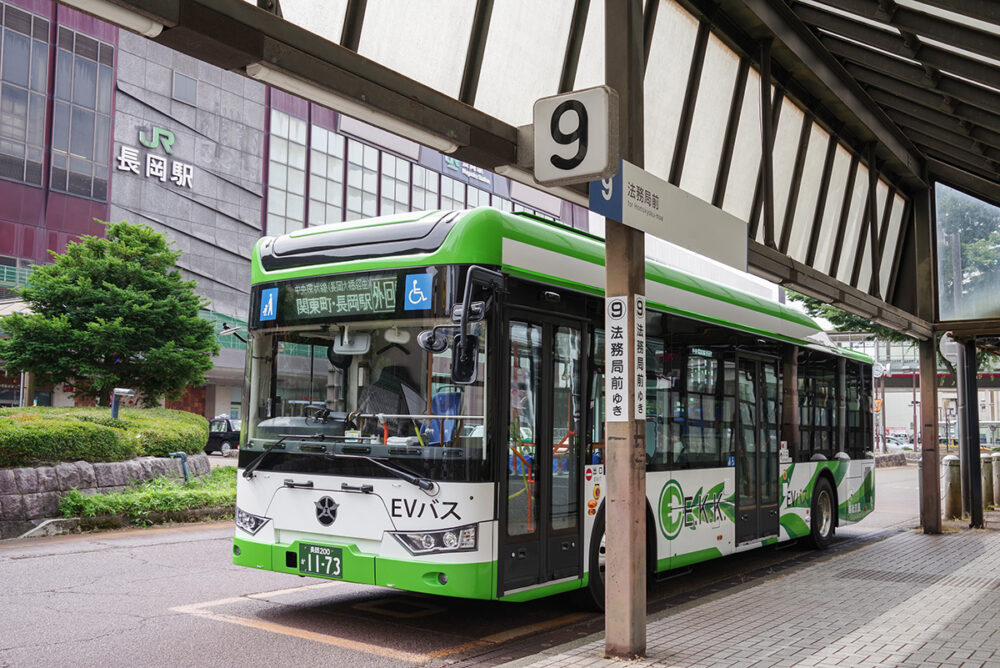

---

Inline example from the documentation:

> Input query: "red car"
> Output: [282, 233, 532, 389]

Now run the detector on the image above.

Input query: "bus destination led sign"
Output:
[291, 275, 398, 318]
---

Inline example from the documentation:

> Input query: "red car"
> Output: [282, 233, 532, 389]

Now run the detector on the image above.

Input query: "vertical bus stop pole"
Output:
[919, 338, 941, 533]
[964, 340, 983, 528]
[913, 186, 940, 533]
[604, 0, 646, 658]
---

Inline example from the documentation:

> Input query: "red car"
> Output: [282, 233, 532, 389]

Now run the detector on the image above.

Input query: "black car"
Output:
[205, 416, 240, 457]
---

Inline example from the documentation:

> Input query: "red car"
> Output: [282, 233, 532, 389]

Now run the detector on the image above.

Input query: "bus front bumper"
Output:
[233, 536, 495, 599]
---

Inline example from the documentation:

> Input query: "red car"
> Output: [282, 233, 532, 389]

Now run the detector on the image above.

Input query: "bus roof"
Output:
[252, 207, 870, 360]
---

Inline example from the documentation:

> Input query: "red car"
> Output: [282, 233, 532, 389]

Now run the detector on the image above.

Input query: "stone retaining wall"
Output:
[875, 453, 908, 468]
[0, 454, 210, 540]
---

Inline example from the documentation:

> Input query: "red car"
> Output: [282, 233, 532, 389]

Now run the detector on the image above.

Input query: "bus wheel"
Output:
[582, 509, 606, 611]
[809, 477, 835, 549]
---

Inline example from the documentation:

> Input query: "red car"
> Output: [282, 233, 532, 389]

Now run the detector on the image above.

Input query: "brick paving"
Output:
[504, 529, 1000, 668]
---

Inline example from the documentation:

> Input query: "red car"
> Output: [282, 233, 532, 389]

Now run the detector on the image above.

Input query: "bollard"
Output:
[944, 455, 962, 519]
[992, 452, 1000, 507]
[983, 454, 994, 511]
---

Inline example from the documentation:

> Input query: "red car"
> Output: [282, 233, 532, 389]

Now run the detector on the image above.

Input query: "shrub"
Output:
[59, 466, 237, 525]
[0, 407, 209, 467]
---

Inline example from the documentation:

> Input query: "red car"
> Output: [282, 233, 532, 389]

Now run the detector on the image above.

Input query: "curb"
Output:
[13, 506, 234, 540]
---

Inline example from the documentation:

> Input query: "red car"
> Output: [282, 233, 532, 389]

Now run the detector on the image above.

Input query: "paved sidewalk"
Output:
[505, 528, 1000, 667]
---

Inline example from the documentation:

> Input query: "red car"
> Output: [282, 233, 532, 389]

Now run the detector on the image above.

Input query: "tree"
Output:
[0, 221, 219, 406]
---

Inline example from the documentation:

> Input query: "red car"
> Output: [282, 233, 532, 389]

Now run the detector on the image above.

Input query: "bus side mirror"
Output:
[451, 334, 479, 385]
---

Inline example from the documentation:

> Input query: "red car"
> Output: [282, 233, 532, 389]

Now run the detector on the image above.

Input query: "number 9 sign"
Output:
[533, 86, 619, 187]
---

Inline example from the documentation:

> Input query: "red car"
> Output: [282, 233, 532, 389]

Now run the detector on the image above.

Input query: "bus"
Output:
[232, 207, 875, 608]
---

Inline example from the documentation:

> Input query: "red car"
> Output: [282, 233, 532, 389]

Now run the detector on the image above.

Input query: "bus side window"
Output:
[588, 329, 605, 465]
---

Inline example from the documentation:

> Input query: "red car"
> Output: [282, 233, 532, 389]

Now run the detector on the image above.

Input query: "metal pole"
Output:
[911, 371, 918, 449]
[964, 340, 983, 528]
[604, 0, 646, 658]
[919, 338, 941, 533]
[957, 344, 969, 515]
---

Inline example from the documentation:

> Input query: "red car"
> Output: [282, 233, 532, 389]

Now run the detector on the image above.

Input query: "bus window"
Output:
[508, 321, 541, 536]
[245, 320, 489, 482]
[551, 326, 580, 531]
[588, 329, 605, 465]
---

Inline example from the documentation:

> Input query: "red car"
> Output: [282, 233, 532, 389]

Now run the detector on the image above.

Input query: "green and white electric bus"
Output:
[233, 207, 875, 607]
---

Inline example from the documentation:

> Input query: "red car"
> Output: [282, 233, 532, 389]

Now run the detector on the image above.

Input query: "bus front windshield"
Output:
[244, 320, 488, 482]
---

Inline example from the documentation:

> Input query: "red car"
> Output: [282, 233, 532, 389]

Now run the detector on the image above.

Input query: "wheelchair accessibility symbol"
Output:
[404, 274, 432, 311]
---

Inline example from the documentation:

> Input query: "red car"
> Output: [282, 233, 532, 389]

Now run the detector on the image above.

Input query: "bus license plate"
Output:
[298, 543, 344, 579]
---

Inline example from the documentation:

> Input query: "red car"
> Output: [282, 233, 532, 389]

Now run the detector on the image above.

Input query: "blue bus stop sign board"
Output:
[589, 159, 624, 223]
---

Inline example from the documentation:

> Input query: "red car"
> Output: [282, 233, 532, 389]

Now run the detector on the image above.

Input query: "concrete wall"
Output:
[0, 454, 211, 539]
[110, 31, 266, 321]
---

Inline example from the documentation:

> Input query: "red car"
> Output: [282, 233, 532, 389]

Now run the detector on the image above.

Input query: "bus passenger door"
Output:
[500, 313, 584, 595]
[734, 356, 780, 544]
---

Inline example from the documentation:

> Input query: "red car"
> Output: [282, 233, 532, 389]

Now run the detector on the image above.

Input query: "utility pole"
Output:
[604, 0, 646, 658]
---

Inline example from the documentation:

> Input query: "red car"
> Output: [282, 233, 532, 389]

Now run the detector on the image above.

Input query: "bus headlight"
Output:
[391, 524, 478, 555]
[235, 506, 270, 535]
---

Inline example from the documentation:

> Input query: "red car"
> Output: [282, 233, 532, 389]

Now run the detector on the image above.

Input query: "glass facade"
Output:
[0, 3, 48, 186]
[936, 183, 1000, 322]
[267, 109, 308, 235]
[51, 26, 113, 201]
[264, 103, 564, 236]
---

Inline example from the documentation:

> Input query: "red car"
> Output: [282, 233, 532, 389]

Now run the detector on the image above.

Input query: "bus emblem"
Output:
[658, 480, 685, 540]
[315, 497, 339, 526]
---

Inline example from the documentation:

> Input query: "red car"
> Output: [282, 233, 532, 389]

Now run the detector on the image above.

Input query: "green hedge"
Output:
[0, 407, 209, 468]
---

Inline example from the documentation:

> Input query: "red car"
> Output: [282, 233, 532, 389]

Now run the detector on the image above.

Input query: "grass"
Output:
[59, 466, 236, 526]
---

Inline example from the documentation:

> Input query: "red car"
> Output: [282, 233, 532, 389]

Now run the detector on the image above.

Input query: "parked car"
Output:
[205, 416, 240, 457]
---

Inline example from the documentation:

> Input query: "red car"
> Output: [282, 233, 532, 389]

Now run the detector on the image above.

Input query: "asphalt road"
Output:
[0, 466, 919, 667]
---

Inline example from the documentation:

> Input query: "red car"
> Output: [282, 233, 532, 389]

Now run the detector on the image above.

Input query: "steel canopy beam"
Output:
[748, 240, 933, 338]
[927, 158, 1000, 210]
[805, 0, 1000, 62]
[871, 91, 1000, 155]
[825, 36, 1000, 118]
[794, 3, 1000, 91]
[845, 63, 1000, 138]
[913, 0, 1000, 26]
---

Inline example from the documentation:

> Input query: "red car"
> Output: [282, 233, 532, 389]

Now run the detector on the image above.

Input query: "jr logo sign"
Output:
[658, 479, 728, 540]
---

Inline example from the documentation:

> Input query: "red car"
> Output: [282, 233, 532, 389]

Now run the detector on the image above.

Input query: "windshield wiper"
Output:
[242, 435, 290, 480]
[325, 451, 436, 492]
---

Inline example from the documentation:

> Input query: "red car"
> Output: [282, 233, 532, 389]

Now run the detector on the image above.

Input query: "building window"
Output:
[491, 194, 512, 212]
[172, 71, 197, 105]
[267, 109, 307, 236]
[0, 4, 49, 186]
[380, 153, 410, 215]
[51, 26, 113, 200]
[441, 174, 464, 210]
[412, 164, 438, 211]
[345, 138, 377, 220]
[307, 124, 344, 225]
[467, 186, 489, 208]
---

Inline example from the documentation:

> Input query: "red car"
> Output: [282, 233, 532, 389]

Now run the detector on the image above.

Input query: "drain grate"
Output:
[837, 568, 1000, 589]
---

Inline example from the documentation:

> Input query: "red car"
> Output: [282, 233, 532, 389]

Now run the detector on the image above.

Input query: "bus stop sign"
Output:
[533, 86, 619, 187]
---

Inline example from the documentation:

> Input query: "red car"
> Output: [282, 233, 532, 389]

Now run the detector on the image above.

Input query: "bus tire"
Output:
[809, 476, 835, 549]
[582, 507, 606, 611]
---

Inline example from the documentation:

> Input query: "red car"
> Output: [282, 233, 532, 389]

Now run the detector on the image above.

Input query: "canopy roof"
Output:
[76, 0, 1000, 339]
